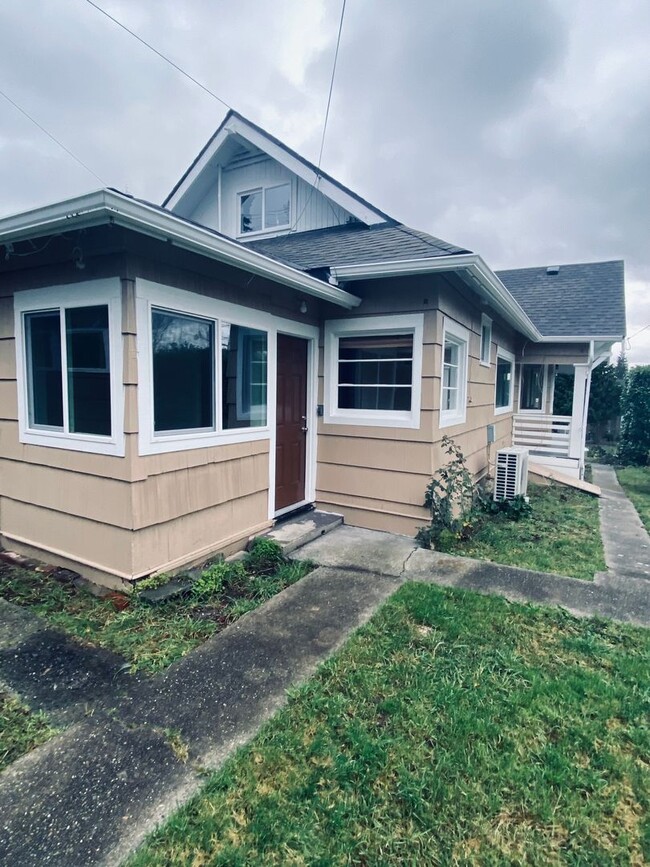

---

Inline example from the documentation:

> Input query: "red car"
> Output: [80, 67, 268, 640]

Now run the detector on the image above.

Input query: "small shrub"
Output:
[417, 436, 475, 549]
[245, 538, 286, 575]
[478, 489, 532, 521]
[192, 561, 247, 599]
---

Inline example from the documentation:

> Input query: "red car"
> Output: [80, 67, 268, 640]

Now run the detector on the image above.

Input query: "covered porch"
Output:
[511, 343, 612, 479]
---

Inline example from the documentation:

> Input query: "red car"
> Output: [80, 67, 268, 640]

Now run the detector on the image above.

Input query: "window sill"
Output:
[494, 405, 513, 416]
[138, 426, 270, 456]
[20, 428, 125, 457]
[439, 411, 467, 429]
[324, 409, 420, 429]
[479, 359, 491, 368]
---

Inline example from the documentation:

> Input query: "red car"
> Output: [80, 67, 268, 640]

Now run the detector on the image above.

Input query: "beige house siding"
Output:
[0, 237, 322, 587]
[316, 274, 519, 536]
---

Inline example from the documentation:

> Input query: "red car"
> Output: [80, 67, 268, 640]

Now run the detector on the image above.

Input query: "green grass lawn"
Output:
[617, 466, 650, 533]
[0, 690, 58, 772]
[129, 583, 650, 866]
[0, 554, 311, 675]
[441, 483, 605, 581]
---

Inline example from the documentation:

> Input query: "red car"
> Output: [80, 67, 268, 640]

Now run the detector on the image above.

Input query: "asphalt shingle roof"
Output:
[496, 260, 626, 338]
[244, 221, 470, 271]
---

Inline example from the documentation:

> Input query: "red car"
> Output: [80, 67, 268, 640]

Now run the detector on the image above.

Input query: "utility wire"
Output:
[317, 0, 346, 175]
[278, 0, 347, 239]
[0, 86, 107, 185]
[85, 0, 231, 110]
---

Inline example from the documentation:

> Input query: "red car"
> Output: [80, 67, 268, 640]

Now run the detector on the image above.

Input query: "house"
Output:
[0, 111, 626, 589]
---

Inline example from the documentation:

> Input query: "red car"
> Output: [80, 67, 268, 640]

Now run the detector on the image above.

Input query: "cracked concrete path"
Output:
[295, 524, 650, 628]
[591, 463, 650, 582]
[0, 566, 401, 867]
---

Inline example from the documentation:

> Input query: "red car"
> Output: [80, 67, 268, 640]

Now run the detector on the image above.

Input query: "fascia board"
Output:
[331, 254, 542, 341]
[166, 114, 387, 225]
[0, 190, 361, 310]
[536, 335, 624, 343]
[165, 127, 231, 211]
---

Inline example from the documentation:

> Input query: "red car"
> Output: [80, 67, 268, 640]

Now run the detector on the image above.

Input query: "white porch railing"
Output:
[513, 414, 572, 457]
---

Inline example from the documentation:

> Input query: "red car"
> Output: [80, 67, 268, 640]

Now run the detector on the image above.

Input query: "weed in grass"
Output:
[128, 584, 650, 866]
[0, 691, 58, 771]
[442, 483, 605, 581]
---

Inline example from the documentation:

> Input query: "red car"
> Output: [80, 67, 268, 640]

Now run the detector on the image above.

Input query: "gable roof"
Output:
[243, 221, 470, 271]
[164, 110, 393, 225]
[497, 260, 626, 339]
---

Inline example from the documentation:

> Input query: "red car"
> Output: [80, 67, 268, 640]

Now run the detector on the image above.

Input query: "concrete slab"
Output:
[0, 598, 47, 650]
[592, 464, 650, 579]
[291, 525, 417, 577]
[0, 627, 134, 723]
[0, 716, 199, 867]
[259, 509, 343, 555]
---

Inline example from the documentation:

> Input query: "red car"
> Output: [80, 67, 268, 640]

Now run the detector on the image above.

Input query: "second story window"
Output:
[239, 183, 290, 235]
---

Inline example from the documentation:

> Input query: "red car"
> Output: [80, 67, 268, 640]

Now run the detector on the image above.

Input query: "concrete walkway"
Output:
[1, 475, 649, 866]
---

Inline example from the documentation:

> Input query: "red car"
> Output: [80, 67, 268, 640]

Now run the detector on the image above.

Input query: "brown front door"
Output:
[275, 334, 308, 512]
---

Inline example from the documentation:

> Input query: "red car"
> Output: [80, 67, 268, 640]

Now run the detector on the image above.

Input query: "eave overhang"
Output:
[330, 254, 542, 341]
[0, 190, 361, 309]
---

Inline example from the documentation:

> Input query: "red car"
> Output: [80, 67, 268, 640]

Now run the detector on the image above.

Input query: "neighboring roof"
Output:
[164, 110, 393, 225]
[243, 221, 470, 271]
[0, 189, 361, 309]
[497, 260, 626, 339]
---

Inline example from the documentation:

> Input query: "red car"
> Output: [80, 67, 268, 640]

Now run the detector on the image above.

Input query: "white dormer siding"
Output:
[187, 155, 353, 239]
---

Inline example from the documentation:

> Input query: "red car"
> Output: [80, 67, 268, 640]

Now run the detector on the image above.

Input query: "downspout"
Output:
[217, 164, 222, 233]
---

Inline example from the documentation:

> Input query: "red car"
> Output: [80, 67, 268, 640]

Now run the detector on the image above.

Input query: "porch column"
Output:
[569, 364, 591, 470]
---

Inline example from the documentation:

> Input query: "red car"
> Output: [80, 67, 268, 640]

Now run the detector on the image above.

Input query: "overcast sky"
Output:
[1, 0, 648, 362]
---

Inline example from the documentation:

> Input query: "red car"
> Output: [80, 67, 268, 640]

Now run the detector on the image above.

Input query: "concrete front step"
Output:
[257, 509, 344, 555]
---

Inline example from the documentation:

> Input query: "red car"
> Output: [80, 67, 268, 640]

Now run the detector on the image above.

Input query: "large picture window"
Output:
[152, 309, 215, 434]
[149, 306, 268, 439]
[239, 183, 291, 235]
[440, 318, 469, 428]
[494, 348, 514, 414]
[324, 314, 423, 428]
[16, 279, 123, 455]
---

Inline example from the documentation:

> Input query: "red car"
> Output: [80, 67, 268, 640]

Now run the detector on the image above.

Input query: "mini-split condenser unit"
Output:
[494, 447, 529, 501]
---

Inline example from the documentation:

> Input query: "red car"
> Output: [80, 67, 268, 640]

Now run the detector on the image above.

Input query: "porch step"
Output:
[257, 509, 344, 555]
[529, 463, 601, 496]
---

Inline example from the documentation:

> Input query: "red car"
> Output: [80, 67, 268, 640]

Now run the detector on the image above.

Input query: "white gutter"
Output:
[331, 253, 542, 341]
[0, 189, 362, 310]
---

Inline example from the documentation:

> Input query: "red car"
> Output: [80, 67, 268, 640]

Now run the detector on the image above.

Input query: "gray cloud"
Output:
[0, 0, 647, 361]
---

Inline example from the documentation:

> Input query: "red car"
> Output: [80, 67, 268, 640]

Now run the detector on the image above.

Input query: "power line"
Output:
[0, 86, 106, 185]
[85, 0, 231, 110]
[280, 0, 348, 238]
[317, 0, 346, 173]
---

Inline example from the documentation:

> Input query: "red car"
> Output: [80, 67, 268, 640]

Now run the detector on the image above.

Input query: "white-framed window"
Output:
[440, 317, 469, 428]
[480, 314, 492, 366]
[324, 314, 424, 428]
[494, 347, 515, 414]
[14, 279, 124, 456]
[137, 280, 271, 455]
[238, 182, 291, 235]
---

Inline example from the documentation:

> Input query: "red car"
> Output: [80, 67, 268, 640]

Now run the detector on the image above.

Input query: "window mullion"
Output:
[60, 306, 70, 434]
[216, 318, 223, 433]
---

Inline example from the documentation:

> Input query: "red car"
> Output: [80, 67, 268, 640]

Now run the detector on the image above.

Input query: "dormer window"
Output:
[239, 183, 290, 235]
